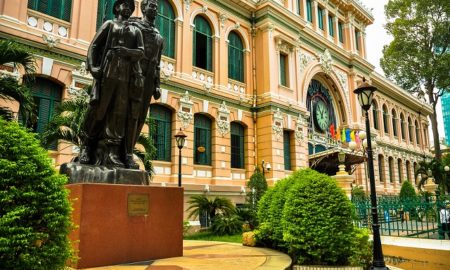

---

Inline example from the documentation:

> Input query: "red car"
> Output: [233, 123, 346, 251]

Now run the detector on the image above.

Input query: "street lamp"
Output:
[354, 78, 388, 270]
[174, 128, 187, 187]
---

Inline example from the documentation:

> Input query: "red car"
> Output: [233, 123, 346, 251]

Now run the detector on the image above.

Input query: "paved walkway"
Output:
[85, 240, 292, 270]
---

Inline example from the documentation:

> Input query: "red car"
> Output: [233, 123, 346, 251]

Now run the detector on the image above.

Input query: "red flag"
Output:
[330, 123, 335, 139]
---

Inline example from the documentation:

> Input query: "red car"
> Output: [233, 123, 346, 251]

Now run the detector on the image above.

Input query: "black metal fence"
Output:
[352, 194, 450, 239]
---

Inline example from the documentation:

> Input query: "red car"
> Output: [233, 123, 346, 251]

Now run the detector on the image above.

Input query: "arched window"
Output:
[156, 0, 176, 58]
[96, 0, 114, 29]
[194, 114, 212, 165]
[372, 101, 379, 130]
[413, 162, 418, 184]
[383, 105, 389, 134]
[408, 117, 413, 143]
[400, 113, 406, 140]
[398, 159, 403, 183]
[28, 0, 72, 22]
[406, 160, 411, 181]
[231, 122, 245, 169]
[392, 109, 398, 137]
[193, 16, 213, 71]
[388, 157, 394, 183]
[27, 77, 62, 149]
[415, 120, 420, 145]
[306, 0, 313, 22]
[149, 104, 172, 161]
[378, 154, 385, 182]
[228, 31, 245, 82]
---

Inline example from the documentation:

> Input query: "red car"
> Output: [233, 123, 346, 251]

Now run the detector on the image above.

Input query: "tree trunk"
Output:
[428, 86, 441, 160]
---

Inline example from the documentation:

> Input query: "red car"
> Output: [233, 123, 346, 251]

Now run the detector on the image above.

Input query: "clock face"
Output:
[314, 100, 330, 132]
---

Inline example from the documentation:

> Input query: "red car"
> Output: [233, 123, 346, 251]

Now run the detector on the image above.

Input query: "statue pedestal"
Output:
[61, 162, 149, 185]
[332, 170, 355, 198]
[67, 183, 183, 269]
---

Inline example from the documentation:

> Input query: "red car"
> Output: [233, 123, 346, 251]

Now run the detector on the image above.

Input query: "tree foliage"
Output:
[399, 181, 417, 200]
[0, 118, 73, 269]
[255, 169, 370, 266]
[0, 40, 36, 121]
[415, 158, 450, 193]
[381, 0, 450, 159]
[246, 167, 268, 207]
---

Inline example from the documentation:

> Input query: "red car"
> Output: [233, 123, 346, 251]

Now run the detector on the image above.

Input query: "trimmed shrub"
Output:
[0, 118, 73, 270]
[351, 185, 367, 201]
[242, 231, 256, 247]
[210, 215, 243, 235]
[282, 169, 355, 265]
[348, 228, 372, 269]
[399, 181, 417, 200]
[246, 167, 268, 205]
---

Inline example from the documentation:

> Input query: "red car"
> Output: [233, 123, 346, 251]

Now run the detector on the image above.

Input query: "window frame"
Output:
[28, 0, 73, 22]
[149, 104, 172, 162]
[194, 114, 212, 165]
[230, 122, 245, 169]
[156, 0, 176, 58]
[228, 31, 245, 82]
[193, 16, 213, 71]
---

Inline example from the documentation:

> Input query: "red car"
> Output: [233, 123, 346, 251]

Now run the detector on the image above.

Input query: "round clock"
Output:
[314, 100, 330, 132]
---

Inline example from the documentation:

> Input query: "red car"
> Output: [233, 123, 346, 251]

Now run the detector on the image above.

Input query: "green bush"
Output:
[399, 181, 417, 200]
[348, 228, 372, 269]
[282, 169, 355, 265]
[0, 118, 73, 269]
[210, 215, 243, 235]
[246, 167, 268, 206]
[351, 185, 367, 201]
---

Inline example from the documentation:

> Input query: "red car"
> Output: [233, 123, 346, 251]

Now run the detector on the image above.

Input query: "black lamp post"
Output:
[354, 78, 388, 270]
[174, 128, 187, 187]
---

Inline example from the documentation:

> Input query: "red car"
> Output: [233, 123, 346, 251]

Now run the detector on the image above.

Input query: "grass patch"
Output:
[184, 231, 242, 243]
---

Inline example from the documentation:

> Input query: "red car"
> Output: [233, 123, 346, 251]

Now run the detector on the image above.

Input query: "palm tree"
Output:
[41, 86, 156, 174]
[186, 195, 235, 227]
[415, 159, 449, 194]
[0, 40, 35, 120]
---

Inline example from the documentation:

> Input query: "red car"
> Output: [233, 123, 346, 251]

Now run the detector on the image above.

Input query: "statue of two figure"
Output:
[79, 0, 163, 169]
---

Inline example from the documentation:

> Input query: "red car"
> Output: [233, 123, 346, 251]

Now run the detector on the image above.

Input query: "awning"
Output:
[309, 148, 366, 175]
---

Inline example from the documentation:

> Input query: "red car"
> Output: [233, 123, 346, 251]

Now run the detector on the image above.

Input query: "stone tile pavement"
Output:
[84, 240, 292, 270]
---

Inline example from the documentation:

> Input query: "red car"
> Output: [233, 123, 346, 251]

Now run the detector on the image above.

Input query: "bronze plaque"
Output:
[127, 193, 149, 216]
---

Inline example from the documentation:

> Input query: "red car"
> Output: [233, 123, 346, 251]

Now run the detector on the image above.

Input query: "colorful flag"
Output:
[355, 131, 361, 144]
[350, 130, 355, 142]
[329, 123, 335, 139]
[346, 128, 351, 142]
[341, 128, 346, 142]
[336, 127, 341, 141]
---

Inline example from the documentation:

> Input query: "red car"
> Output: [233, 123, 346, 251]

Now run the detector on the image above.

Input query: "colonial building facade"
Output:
[0, 0, 433, 207]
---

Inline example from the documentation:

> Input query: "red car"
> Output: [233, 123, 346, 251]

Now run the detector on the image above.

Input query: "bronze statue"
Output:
[129, 0, 164, 149]
[79, 0, 150, 169]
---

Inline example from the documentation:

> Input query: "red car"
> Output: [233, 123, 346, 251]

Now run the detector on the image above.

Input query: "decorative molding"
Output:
[318, 49, 333, 75]
[42, 34, 60, 49]
[299, 52, 314, 73]
[160, 60, 174, 82]
[272, 108, 284, 140]
[177, 91, 194, 129]
[295, 113, 306, 145]
[219, 13, 228, 29]
[217, 101, 230, 136]
[184, 0, 193, 11]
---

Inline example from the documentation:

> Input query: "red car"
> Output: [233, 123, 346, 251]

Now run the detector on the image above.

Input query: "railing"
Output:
[352, 194, 450, 239]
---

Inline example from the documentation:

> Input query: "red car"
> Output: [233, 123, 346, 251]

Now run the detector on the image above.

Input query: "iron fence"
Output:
[352, 194, 450, 239]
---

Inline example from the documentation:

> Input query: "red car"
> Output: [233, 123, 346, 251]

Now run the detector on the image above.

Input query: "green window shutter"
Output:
[97, 0, 114, 29]
[228, 31, 244, 82]
[231, 122, 244, 168]
[338, 22, 344, 43]
[297, 0, 301, 15]
[279, 54, 287, 86]
[194, 114, 212, 165]
[149, 105, 172, 161]
[157, 0, 175, 58]
[306, 0, 312, 22]
[328, 15, 334, 37]
[355, 29, 360, 50]
[283, 131, 291, 170]
[193, 16, 213, 71]
[28, 0, 72, 22]
[317, 7, 323, 30]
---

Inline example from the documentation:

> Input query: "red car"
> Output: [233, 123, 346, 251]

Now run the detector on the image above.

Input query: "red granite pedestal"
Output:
[66, 183, 183, 269]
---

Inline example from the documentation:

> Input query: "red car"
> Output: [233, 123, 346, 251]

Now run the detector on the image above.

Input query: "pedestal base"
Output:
[61, 162, 149, 185]
[67, 183, 183, 269]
